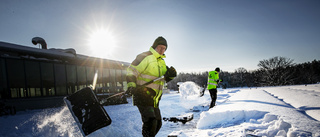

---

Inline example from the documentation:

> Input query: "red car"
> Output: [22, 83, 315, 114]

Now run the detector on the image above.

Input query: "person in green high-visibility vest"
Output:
[126, 36, 177, 137]
[207, 67, 222, 108]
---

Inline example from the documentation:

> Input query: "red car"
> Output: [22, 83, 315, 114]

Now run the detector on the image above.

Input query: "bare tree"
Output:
[258, 56, 295, 86]
[234, 67, 248, 87]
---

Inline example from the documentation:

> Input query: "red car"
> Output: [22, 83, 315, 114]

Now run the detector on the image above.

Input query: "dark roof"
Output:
[0, 41, 130, 69]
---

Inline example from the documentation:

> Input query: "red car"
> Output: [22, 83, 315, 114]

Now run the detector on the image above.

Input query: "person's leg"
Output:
[211, 88, 218, 107]
[142, 118, 157, 137]
[209, 89, 215, 108]
[137, 106, 158, 137]
[154, 108, 162, 135]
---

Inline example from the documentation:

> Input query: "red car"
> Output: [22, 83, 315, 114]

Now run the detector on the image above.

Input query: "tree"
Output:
[257, 56, 295, 86]
[234, 67, 248, 87]
[167, 72, 208, 91]
[166, 59, 319, 91]
[294, 60, 320, 84]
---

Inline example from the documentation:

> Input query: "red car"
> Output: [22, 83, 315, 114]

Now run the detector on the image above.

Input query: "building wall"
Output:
[0, 56, 129, 111]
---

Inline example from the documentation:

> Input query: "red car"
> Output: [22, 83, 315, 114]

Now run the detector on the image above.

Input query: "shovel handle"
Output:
[100, 75, 165, 104]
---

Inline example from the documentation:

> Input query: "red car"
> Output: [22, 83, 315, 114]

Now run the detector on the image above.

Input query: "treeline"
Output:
[167, 57, 320, 90]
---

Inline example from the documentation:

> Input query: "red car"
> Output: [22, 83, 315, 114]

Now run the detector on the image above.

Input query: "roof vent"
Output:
[32, 37, 47, 49]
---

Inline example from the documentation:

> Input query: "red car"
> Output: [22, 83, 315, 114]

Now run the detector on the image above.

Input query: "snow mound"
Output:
[251, 113, 292, 137]
[197, 110, 268, 129]
[197, 111, 298, 137]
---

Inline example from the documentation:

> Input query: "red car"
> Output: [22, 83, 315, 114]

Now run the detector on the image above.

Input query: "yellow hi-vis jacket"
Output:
[207, 70, 220, 90]
[126, 47, 167, 108]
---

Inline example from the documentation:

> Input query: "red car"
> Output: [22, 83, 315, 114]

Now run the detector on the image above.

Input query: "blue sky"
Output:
[1, 0, 320, 73]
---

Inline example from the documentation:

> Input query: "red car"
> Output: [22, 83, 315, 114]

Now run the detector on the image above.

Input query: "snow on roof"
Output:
[0, 41, 75, 60]
[0, 41, 130, 67]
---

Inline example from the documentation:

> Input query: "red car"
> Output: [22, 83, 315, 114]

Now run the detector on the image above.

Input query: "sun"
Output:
[87, 29, 116, 58]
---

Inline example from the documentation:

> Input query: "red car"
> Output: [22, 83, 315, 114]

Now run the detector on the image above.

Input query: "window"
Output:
[25, 60, 41, 97]
[0, 58, 7, 99]
[6, 59, 26, 98]
[66, 65, 77, 94]
[102, 68, 110, 93]
[116, 69, 123, 92]
[95, 67, 104, 93]
[109, 69, 116, 93]
[40, 62, 55, 96]
[54, 64, 67, 96]
[77, 66, 86, 90]
[122, 69, 128, 91]
[86, 67, 95, 87]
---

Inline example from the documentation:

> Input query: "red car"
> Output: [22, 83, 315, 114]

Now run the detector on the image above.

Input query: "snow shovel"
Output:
[64, 87, 110, 136]
[64, 70, 113, 136]
[64, 73, 165, 136]
[200, 86, 206, 97]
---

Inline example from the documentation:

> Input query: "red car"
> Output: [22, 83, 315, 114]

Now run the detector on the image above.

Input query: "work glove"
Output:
[164, 66, 177, 82]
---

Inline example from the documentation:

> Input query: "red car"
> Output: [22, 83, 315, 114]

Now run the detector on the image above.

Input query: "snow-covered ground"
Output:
[0, 82, 319, 137]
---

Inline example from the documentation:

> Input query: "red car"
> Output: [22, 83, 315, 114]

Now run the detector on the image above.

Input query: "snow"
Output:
[1, 82, 320, 137]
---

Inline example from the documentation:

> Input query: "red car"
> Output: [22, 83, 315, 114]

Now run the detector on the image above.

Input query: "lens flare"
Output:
[87, 29, 116, 58]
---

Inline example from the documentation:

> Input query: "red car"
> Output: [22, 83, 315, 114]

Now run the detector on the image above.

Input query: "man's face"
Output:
[155, 45, 166, 55]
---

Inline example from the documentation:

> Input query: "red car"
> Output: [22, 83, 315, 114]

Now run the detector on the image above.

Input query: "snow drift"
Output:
[197, 110, 268, 129]
[1, 83, 320, 137]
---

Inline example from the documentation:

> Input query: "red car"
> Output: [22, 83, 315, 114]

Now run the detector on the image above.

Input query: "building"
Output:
[0, 41, 130, 112]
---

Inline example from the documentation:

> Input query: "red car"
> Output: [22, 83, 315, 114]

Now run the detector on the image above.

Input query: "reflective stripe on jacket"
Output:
[207, 71, 219, 90]
[127, 47, 167, 108]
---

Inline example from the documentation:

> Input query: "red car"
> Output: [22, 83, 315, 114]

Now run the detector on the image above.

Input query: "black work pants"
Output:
[137, 105, 162, 137]
[209, 88, 217, 108]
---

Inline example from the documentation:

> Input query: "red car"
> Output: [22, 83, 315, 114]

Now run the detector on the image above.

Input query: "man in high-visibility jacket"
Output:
[207, 67, 222, 108]
[126, 36, 176, 137]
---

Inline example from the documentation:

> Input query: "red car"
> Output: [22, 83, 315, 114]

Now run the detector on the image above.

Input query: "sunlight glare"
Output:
[88, 29, 116, 58]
